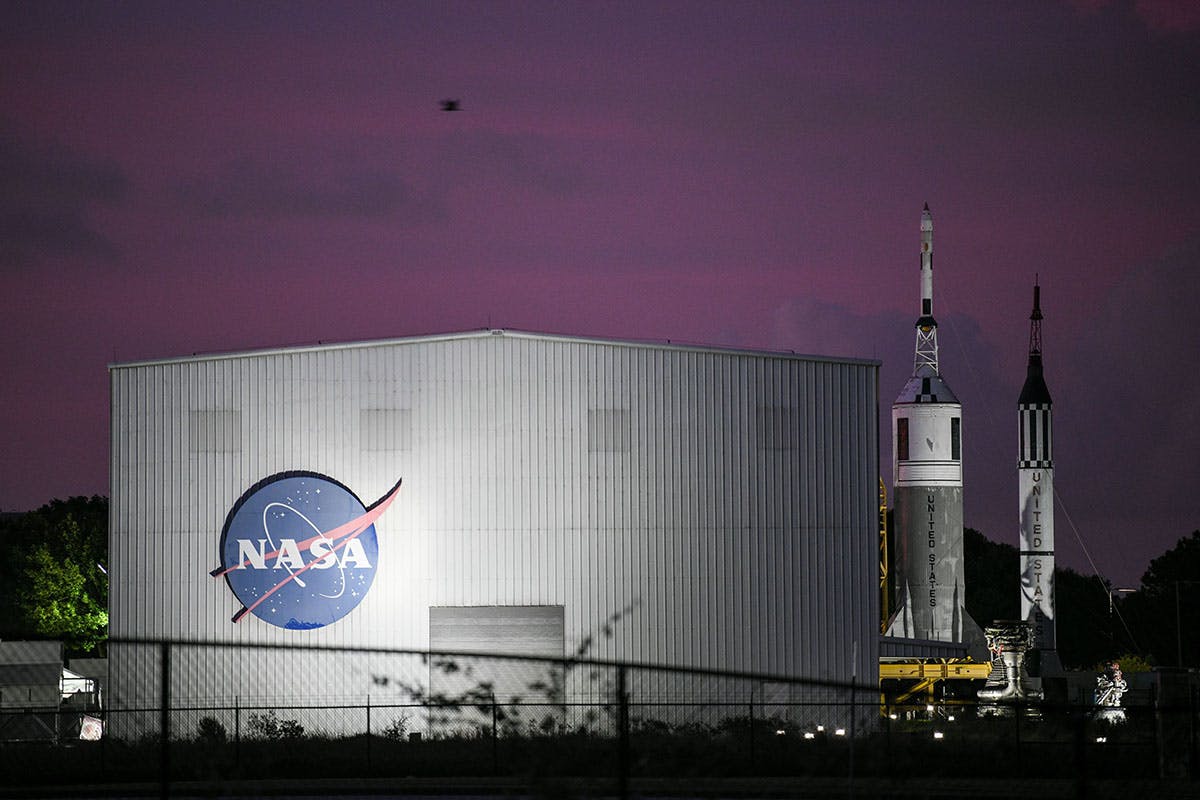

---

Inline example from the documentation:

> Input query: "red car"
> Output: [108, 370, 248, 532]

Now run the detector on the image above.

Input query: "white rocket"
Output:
[1018, 282, 1059, 674]
[885, 205, 985, 656]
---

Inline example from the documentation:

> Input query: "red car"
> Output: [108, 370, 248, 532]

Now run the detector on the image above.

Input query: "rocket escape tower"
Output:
[913, 203, 940, 379]
[885, 205, 985, 658]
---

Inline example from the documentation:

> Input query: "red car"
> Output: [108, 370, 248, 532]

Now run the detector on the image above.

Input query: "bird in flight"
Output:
[441, 99, 461, 111]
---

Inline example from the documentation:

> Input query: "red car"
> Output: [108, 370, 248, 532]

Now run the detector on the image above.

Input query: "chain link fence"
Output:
[1, 639, 1197, 796]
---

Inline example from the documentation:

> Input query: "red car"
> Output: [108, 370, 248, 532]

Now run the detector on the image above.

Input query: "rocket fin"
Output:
[883, 581, 916, 638]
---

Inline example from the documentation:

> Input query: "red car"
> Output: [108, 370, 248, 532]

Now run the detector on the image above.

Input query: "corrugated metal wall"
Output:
[110, 331, 878, 715]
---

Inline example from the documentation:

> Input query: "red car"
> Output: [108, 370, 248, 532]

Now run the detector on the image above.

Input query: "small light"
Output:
[888, 713, 898, 720]
[834, 728, 846, 736]
[1095, 736, 1107, 744]
[926, 704, 934, 713]
[816, 725, 824, 732]
[775, 728, 786, 736]
[804, 732, 816, 740]
[933, 731, 944, 740]
[947, 715, 955, 722]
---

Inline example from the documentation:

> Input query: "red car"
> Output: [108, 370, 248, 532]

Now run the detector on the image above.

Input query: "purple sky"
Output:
[2, 1, 1197, 588]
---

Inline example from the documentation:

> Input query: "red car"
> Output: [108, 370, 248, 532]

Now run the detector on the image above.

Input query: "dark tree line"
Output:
[964, 527, 1200, 670]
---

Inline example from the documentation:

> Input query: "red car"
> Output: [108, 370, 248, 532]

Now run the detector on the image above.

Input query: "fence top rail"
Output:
[108, 637, 875, 693]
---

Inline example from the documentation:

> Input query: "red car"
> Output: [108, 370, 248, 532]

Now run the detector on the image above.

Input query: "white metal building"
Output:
[108, 330, 879, 731]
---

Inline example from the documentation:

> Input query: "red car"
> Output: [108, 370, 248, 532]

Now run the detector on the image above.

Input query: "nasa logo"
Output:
[209, 472, 402, 630]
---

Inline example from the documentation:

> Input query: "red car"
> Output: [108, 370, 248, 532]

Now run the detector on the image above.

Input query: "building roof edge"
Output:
[108, 328, 883, 370]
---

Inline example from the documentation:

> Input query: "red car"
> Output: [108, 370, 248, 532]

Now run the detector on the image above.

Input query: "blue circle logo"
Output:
[210, 472, 402, 630]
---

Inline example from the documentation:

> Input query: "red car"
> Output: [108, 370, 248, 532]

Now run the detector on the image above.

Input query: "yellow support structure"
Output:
[879, 659, 992, 712]
[879, 660, 992, 681]
[879, 478, 888, 632]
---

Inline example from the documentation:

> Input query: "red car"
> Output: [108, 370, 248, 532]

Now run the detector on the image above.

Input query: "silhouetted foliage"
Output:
[1142, 530, 1200, 590]
[0, 512, 42, 640]
[196, 716, 227, 743]
[1116, 530, 1200, 667]
[963, 527, 1019, 627]
[960, 525, 1176, 671]
[1095, 652, 1152, 674]
[387, 602, 639, 738]
[1053, 565, 1116, 669]
[383, 714, 410, 740]
[0, 496, 108, 653]
[246, 710, 304, 740]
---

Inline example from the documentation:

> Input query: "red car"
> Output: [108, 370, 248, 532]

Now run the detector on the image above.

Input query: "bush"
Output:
[278, 718, 305, 739]
[197, 716, 227, 743]
[246, 709, 304, 740]
[383, 714, 409, 740]
[1094, 653, 1154, 673]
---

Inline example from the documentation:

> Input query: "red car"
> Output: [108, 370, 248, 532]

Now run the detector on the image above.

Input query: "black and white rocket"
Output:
[885, 205, 984, 655]
[1018, 281, 1059, 674]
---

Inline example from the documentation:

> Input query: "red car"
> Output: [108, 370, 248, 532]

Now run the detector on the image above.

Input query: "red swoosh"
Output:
[210, 479, 401, 578]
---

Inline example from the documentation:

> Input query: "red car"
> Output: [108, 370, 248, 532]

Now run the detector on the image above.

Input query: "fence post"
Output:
[848, 684, 856, 800]
[884, 707, 892, 778]
[234, 695, 240, 770]
[1192, 685, 1198, 778]
[159, 641, 171, 800]
[617, 664, 629, 800]
[1072, 707, 1088, 800]
[101, 706, 108, 779]
[366, 694, 372, 773]
[491, 698, 499, 774]
[748, 700, 755, 767]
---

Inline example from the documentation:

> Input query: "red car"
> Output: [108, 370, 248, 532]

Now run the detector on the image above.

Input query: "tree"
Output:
[0, 511, 43, 640]
[1052, 565, 1115, 669]
[963, 527, 1019, 627]
[1142, 530, 1200, 590]
[11, 497, 109, 654]
[1126, 530, 1200, 667]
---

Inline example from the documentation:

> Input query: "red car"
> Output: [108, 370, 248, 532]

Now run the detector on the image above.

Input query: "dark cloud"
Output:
[0, 126, 126, 266]
[178, 156, 419, 220]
